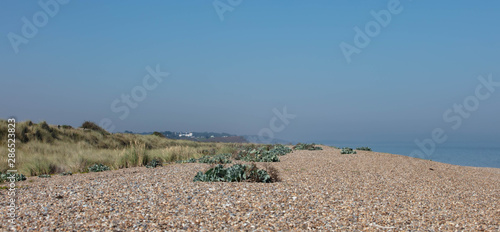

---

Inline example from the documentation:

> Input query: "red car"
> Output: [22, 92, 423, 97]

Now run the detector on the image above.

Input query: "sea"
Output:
[321, 141, 500, 169]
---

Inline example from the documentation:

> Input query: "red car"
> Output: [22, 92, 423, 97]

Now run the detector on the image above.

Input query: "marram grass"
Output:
[0, 119, 242, 176]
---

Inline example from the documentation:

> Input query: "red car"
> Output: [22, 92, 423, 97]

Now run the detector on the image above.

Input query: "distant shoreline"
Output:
[322, 142, 500, 169]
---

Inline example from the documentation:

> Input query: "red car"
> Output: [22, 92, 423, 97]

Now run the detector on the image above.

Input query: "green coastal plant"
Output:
[340, 147, 357, 154]
[293, 143, 323, 150]
[38, 174, 51, 178]
[356, 147, 372, 151]
[1, 173, 27, 182]
[176, 158, 197, 163]
[176, 153, 232, 164]
[234, 144, 292, 162]
[270, 144, 293, 155]
[145, 158, 163, 168]
[193, 164, 273, 183]
[198, 153, 232, 164]
[88, 163, 111, 172]
[241, 152, 280, 162]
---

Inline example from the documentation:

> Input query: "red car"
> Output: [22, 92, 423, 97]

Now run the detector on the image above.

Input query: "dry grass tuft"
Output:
[263, 163, 281, 182]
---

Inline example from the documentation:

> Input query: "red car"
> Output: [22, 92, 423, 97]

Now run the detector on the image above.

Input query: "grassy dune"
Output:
[0, 120, 239, 176]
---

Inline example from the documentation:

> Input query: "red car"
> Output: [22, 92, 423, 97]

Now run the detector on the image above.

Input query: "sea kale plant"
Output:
[88, 163, 111, 172]
[271, 144, 293, 155]
[177, 144, 292, 164]
[240, 148, 280, 162]
[146, 158, 163, 168]
[356, 147, 372, 151]
[176, 158, 197, 164]
[0, 173, 27, 182]
[340, 147, 357, 154]
[176, 153, 232, 164]
[193, 164, 272, 183]
[293, 143, 323, 150]
[198, 153, 232, 164]
[237, 144, 292, 162]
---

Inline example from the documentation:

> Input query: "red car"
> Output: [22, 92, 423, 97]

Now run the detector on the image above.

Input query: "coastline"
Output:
[2, 146, 498, 230]
[322, 142, 500, 169]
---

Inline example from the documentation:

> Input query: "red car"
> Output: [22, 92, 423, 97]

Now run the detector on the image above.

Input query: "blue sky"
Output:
[1, 1, 499, 144]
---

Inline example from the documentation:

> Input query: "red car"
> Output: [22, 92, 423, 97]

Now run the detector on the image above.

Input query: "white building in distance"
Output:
[179, 132, 193, 137]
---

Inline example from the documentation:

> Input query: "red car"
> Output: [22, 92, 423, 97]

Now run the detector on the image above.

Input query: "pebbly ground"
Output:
[1, 146, 499, 231]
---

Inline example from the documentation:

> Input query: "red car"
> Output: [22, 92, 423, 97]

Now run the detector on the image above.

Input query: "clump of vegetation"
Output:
[178, 153, 232, 164]
[356, 147, 372, 151]
[88, 163, 111, 172]
[263, 164, 281, 182]
[241, 151, 280, 162]
[234, 144, 292, 162]
[340, 147, 357, 154]
[152, 132, 165, 138]
[39, 121, 52, 131]
[38, 174, 51, 178]
[80, 121, 109, 135]
[293, 143, 323, 150]
[145, 159, 162, 168]
[198, 153, 233, 164]
[1, 173, 27, 182]
[59, 172, 72, 176]
[193, 164, 274, 183]
[271, 144, 293, 155]
[201, 149, 216, 156]
[116, 143, 150, 168]
[61, 125, 73, 129]
[23, 120, 59, 143]
[176, 158, 197, 164]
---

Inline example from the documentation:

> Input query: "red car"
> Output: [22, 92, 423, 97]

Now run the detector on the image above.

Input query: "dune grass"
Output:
[0, 119, 241, 176]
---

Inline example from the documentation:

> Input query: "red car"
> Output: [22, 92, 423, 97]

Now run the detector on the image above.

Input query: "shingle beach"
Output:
[2, 146, 499, 231]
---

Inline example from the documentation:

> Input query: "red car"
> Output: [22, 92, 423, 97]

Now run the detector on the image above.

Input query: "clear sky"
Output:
[1, 1, 499, 144]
